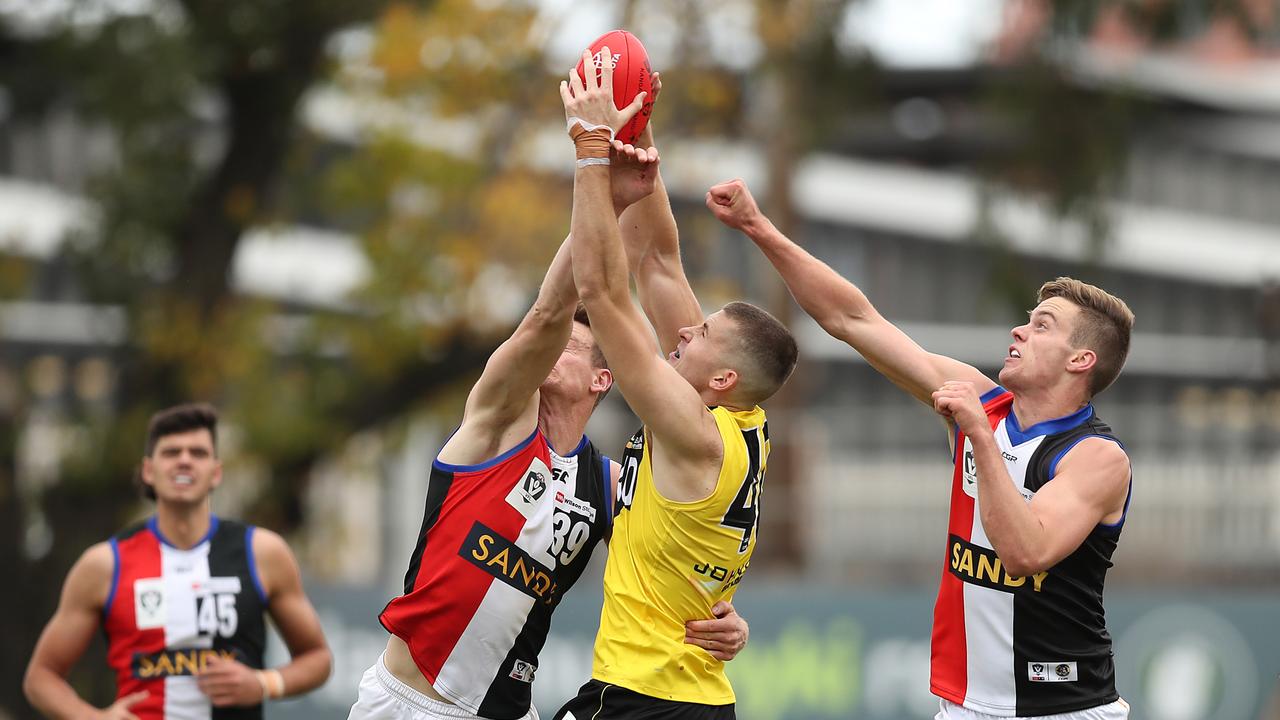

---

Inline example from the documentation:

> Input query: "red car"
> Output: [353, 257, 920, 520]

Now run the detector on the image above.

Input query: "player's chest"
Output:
[123, 543, 250, 641]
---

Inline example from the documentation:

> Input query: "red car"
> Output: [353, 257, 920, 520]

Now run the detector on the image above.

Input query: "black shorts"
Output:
[553, 679, 735, 720]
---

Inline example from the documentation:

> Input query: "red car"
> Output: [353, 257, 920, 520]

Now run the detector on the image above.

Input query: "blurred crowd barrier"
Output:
[264, 582, 1277, 720]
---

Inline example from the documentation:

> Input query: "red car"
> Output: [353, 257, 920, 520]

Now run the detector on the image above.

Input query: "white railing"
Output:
[800, 454, 1280, 578]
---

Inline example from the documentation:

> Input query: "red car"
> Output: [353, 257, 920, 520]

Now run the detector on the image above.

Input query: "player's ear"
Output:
[592, 368, 613, 395]
[210, 460, 224, 491]
[1067, 348, 1097, 376]
[710, 368, 738, 393]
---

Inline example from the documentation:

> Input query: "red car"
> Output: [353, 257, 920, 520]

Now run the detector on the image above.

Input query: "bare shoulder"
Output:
[1056, 436, 1130, 502]
[250, 527, 302, 598]
[1064, 436, 1129, 472]
[65, 542, 115, 608]
[250, 527, 295, 565]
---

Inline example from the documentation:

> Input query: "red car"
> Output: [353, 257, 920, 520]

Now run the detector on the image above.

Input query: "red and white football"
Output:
[575, 30, 653, 145]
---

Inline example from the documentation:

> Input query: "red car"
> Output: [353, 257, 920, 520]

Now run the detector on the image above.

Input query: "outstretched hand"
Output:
[706, 179, 765, 234]
[610, 140, 660, 211]
[560, 46, 648, 137]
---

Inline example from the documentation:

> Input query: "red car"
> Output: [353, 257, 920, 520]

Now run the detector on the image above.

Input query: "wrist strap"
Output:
[567, 117, 613, 162]
[256, 669, 285, 701]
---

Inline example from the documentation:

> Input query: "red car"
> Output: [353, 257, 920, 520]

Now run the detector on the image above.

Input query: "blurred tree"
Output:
[0, 0, 1153, 713]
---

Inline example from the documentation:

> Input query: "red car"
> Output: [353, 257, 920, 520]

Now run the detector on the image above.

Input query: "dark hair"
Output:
[722, 301, 798, 404]
[1037, 277, 1134, 396]
[572, 303, 611, 407]
[138, 403, 219, 500]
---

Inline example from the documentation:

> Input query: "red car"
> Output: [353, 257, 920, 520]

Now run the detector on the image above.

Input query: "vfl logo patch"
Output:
[132, 648, 240, 679]
[505, 458, 551, 519]
[961, 437, 978, 498]
[509, 659, 536, 683]
[948, 535, 1048, 593]
[1028, 661, 1078, 682]
[459, 521, 559, 604]
[134, 578, 166, 629]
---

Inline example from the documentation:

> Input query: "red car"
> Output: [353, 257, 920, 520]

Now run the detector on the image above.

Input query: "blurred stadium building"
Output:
[1, 2, 1278, 719]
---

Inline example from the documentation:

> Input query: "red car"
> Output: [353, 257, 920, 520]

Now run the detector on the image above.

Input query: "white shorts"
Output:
[936, 697, 1129, 720]
[347, 652, 539, 720]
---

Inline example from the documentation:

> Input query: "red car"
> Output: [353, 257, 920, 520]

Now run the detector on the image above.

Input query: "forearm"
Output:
[24, 668, 98, 719]
[742, 215, 878, 332]
[970, 432, 1047, 575]
[529, 237, 579, 324]
[618, 172, 678, 271]
[274, 646, 332, 698]
[571, 166, 630, 304]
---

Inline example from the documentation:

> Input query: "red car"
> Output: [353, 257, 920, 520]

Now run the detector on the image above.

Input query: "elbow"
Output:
[575, 279, 610, 306]
[999, 552, 1046, 579]
[22, 664, 42, 709]
[527, 297, 569, 330]
[318, 647, 335, 684]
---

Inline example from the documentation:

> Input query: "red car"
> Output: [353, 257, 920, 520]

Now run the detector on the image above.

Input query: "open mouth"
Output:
[1008, 347, 1022, 359]
[174, 474, 194, 486]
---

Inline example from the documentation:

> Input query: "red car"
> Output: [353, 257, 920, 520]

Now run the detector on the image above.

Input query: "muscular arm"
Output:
[24, 543, 121, 720]
[255, 529, 332, 697]
[617, 118, 702, 354]
[707, 180, 995, 407]
[563, 56, 722, 475]
[935, 383, 1131, 577]
[438, 236, 578, 465]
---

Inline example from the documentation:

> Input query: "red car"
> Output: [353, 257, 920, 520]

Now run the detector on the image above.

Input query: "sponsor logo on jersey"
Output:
[134, 577, 166, 629]
[692, 559, 750, 595]
[948, 535, 1048, 593]
[509, 659, 536, 683]
[1028, 660, 1078, 682]
[554, 490, 597, 522]
[132, 648, 241, 679]
[460, 521, 558, 604]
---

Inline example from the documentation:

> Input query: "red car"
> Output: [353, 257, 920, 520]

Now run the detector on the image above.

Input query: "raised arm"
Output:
[437, 236, 578, 464]
[706, 179, 995, 406]
[561, 49, 721, 465]
[615, 75, 703, 353]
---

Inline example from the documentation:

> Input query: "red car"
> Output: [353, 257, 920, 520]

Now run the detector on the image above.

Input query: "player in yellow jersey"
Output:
[554, 49, 798, 719]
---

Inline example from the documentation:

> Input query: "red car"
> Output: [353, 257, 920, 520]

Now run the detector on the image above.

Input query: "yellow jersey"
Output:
[592, 405, 769, 704]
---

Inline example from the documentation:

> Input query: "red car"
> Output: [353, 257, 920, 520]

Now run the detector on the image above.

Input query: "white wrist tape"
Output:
[566, 117, 616, 142]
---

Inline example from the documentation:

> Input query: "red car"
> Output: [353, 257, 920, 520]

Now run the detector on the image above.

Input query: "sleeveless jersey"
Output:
[379, 429, 612, 720]
[931, 387, 1131, 717]
[592, 405, 769, 705]
[104, 516, 268, 720]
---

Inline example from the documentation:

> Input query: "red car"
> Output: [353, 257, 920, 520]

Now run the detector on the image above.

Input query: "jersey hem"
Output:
[377, 618, 489, 716]
[936, 691, 1121, 717]
[592, 673, 735, 706]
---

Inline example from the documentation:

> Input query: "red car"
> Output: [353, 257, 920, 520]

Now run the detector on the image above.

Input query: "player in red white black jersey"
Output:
[24, 403, 332, 720]
[349, 110, 750, 720]
[708, 180, 1135, 720]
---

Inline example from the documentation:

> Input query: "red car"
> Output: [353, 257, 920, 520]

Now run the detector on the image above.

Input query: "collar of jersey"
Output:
[1004, 403, 1094, 446]
[550, 434, 590, 459]
[147, 514, 219, 549]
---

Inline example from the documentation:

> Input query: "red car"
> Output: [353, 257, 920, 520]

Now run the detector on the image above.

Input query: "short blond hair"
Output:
[1037, 277, 1134, 396]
